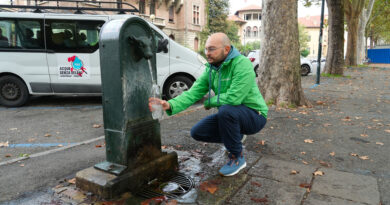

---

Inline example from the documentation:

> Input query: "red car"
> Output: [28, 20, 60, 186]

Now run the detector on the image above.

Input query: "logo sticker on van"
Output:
[58, 56, 89, 79]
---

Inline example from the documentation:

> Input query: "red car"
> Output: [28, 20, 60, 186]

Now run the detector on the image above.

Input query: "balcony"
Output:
[139, 14, 166, 29]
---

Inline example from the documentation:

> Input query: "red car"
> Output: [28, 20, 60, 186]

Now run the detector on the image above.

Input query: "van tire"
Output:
[301, 64, 310, 76]
[164, 75, 193, 100]
[0, 76, 29, 107]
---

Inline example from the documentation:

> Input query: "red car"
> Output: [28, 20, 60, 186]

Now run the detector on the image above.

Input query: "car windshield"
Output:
[247, 51, 256, 58]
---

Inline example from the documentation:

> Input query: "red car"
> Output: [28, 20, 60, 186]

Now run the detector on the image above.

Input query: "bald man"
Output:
[149, 33, 268, 176]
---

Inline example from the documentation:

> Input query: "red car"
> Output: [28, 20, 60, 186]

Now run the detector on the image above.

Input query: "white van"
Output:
[0, 12, 206, 107]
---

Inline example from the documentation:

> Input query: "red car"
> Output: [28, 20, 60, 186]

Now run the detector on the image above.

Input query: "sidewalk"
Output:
[6, 66, 388, 205]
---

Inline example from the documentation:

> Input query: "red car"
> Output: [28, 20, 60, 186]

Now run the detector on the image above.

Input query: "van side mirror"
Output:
[157, 39, 168, 53]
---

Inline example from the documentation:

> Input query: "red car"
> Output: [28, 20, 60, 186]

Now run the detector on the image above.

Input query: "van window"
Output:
[46, 19, 104, 53]
[0, 19, 44, 49]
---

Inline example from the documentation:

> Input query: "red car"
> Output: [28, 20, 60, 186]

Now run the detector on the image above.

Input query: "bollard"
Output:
[75, 16, 178, 199]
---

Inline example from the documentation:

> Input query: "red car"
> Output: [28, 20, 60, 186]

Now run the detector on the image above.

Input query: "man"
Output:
[149, 33, 268, 176]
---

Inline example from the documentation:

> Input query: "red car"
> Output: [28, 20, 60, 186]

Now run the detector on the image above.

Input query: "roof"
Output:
[298, 15, 328, 28]
[227, 15, 246, 23]
[235, 4, 262, 13]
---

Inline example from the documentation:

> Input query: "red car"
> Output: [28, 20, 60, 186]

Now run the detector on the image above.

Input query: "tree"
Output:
[357, 0, 376, 64]
[199, 0, 239, 56]
[298, 23, 310, 55]
[301, 0, 346, 74]
[367, 0, 390, 48]
[258, 0, 308, 107]
[344, 0, 365, 66]
[324, 0, 345, 74]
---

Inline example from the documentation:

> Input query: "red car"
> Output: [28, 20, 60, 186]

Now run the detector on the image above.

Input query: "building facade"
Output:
[298, 15, 329, 59]
[229, 4, 262, 45]
[8, 0, 206, 51]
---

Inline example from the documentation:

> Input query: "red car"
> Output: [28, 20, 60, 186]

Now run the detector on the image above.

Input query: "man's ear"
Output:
[224, 45, 231, 55]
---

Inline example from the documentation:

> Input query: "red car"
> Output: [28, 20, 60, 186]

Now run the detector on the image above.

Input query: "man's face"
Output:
[205, 38, 227, 65]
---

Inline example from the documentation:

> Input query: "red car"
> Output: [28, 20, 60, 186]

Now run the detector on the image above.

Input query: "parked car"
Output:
[247, 50, 314, 76]
[310, 58, 326, 74]
[0, 12, 206, 107]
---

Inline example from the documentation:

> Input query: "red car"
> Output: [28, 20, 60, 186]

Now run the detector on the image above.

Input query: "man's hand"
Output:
[148, 97, 170, 111]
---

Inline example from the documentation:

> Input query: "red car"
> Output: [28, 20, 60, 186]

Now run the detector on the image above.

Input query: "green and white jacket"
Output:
[166, 46, 268, 118]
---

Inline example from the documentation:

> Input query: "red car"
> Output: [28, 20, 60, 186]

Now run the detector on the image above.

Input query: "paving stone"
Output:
[229, 177, 306, 205]
[249, 157, 317, 186]
[304, 192, 367, 205]
[312, 168, 380, 205]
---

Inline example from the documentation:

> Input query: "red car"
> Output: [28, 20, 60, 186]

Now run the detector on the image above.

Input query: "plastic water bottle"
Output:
[151, 84, 163, 120]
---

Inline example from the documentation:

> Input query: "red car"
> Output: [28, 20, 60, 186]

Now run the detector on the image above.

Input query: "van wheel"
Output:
[0, 76, 29, 107]
[301, 64, 310, 76]
[164, 76, 193, 100]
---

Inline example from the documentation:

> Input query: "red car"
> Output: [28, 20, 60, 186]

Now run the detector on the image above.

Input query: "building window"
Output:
[244, 14, 252, 21]
[169, 5, 174, 22]
[253, 13, 258, 21]
[150, 0, 156, 15]
[194, 37, 199, 51]
[253, 26, 258, 37]
[259, 14, 262, 20]
[246, 26, 251, 37]
[193, 5, 200, 25]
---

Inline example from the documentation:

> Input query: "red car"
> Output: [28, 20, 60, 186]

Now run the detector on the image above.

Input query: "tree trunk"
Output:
[344, 0, 365, 66]
[258, 0, 307, 106]
[324, 0, 345, 75]
[345, 17, 359, 66]
[357, 0, 376, 64]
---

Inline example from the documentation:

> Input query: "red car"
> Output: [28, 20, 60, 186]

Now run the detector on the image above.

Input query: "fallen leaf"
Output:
[385, 130, 390, 133]
[293, 118, 299, 120]
[176, 145, 182, 148]
[67, 178, 76, 184]
[251, 181, 262, 187]
[329, 152, 335, 156]
[5, 154, 11, 157]
[141, 196, 168, 205]
[299, 183, 311, 188]
[313, 170, 324, 176]
[166, 200, 178, 205]
[316, 101, 325, 105]
[200, 181, 218, 194]
[20, 164, 25, 167]
[250, 197, 268, 203]
[372, 119, 380, 122]
[95, 144, 102, 148]
[323, 123, 332, 127]
[161, 145, 167, 149]
[93, 124, 102, 128]
[319, 161, 332, 168]
[360, 134, 369, 137]
[0, 141, 9, 147]
[57, 144, 63, 147]
[302, 160, 309, 165]
[376, 142, 384, 146]
[300, 152, 306, 155]
[341, 117, 352, 122]
[44, 133, 51, 137]
[299, 111, 308, 115]
[27, 138, 36, 142]
[355, 117, 362, 120]
[350, 153, 358, 157]
[19, 153, 29, 157]
[9, 128, 17, 131]
[290, 170, 299, 175]
[256, 140, 266, 145]
[359, 156, 369, 160]
[304, 139, 314, 143]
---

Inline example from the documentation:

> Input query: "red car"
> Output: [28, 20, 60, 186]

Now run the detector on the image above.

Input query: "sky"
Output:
[229, 0, 328, 17]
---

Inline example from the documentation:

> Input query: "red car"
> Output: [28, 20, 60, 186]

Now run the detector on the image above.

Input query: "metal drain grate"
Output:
[135, 172, 195, 199]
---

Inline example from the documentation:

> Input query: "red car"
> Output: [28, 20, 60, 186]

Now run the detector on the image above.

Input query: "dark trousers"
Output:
[190, 105, 267, 157]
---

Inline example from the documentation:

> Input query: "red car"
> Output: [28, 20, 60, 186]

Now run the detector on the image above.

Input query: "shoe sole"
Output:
[219, 162, 247, 177]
